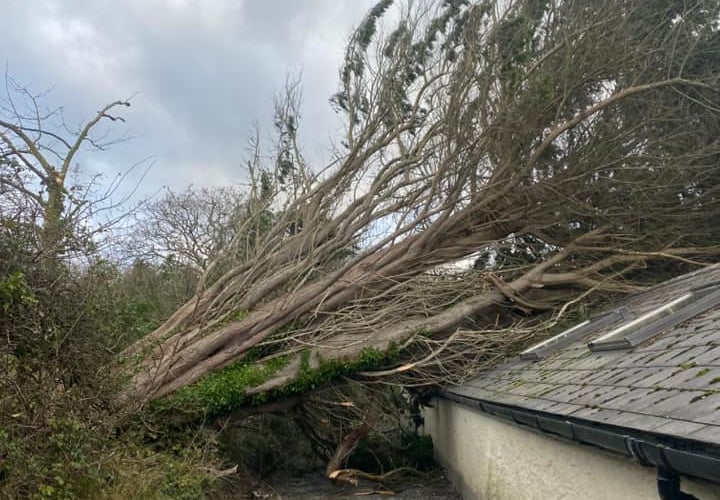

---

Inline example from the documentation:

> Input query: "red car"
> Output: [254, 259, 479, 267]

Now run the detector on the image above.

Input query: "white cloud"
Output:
[1, 0, 378, 197]
[22, 3, 138, 100]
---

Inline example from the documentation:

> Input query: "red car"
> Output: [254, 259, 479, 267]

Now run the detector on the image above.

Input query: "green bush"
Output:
[0, 224, 211, 499]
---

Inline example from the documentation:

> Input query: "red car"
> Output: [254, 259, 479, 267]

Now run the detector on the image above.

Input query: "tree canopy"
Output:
[124, 0, 720, 413]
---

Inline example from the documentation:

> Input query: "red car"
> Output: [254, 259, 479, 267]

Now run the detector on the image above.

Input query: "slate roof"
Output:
[446, 264, 720, 447]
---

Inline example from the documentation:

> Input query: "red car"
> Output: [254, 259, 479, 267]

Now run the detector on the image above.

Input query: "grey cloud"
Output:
[1, 0, 376, 197]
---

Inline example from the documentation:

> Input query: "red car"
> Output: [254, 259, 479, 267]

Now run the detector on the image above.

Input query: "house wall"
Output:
[424, 399, 720, 500]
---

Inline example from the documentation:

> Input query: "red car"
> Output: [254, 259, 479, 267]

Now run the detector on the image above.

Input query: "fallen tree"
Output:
[119, 0, 720, 423]
[2, 0, 719, 490]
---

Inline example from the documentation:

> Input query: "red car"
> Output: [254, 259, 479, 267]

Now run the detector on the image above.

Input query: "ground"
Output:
[229, 469, 460, 499]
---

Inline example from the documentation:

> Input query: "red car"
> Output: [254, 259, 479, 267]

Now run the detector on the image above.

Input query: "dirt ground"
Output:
[242, 469, 461, 499]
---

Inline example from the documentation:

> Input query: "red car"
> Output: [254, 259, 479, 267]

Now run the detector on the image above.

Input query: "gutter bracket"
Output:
[625, 437, 649, 466]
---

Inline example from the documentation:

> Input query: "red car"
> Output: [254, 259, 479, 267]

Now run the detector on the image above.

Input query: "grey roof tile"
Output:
[540, 401, 585, 415]
[619, 367, 670, 387]
[688, 425, 720, 445]
[450, 265, 720, 446]
[579, 369, 615, 385]
[656, 366, 720, 390]
[573, 386, 627, 406]
[667, 392, 720, 425]
[639, 368, 685, 387]
[590, 410, 671, 430]
[650, 419, 708, 438]
[601, 387, 659, 411]
[597, 387, 635, 405]
[543, 384, 595, 402]
[691, 345, 720, 365]
[569, 408, 626, 424]
[516, 397, 563, 412]
[645, 347, 701, 366]
[446, 385, 494, 401]
[636, 333, 684, 351]
[614, 351, 660, 368]
[633, 390, 702, 415]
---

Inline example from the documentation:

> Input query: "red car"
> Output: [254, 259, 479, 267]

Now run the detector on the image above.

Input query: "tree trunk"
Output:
[40, 181, 65, 257]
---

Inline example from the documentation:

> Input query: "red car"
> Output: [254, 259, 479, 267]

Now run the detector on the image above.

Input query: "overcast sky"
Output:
[1, 0, 376, 198]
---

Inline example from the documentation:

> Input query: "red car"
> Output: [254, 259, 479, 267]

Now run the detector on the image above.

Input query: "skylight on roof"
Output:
[520, 308, 630, 361]
[588, 284, 720, 352]
[520, 320, 590, 360]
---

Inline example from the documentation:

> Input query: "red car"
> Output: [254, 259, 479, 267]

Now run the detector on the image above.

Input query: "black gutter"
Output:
[437, 390, 720, 491]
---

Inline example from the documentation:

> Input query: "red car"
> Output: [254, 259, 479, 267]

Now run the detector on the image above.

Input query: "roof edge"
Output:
[436, 390, 720, 486]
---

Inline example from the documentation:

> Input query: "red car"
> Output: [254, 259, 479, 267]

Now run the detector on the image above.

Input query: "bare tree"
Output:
[0, 74, 132, 257]
[130, 185, 247, 272]
[121, 0, 720, 431]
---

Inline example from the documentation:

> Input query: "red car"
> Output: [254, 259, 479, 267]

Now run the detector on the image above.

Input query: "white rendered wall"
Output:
[424, 399, 719, 500]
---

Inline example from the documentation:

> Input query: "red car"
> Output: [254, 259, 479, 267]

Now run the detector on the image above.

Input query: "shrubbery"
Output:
[0, 222, 217, 498]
